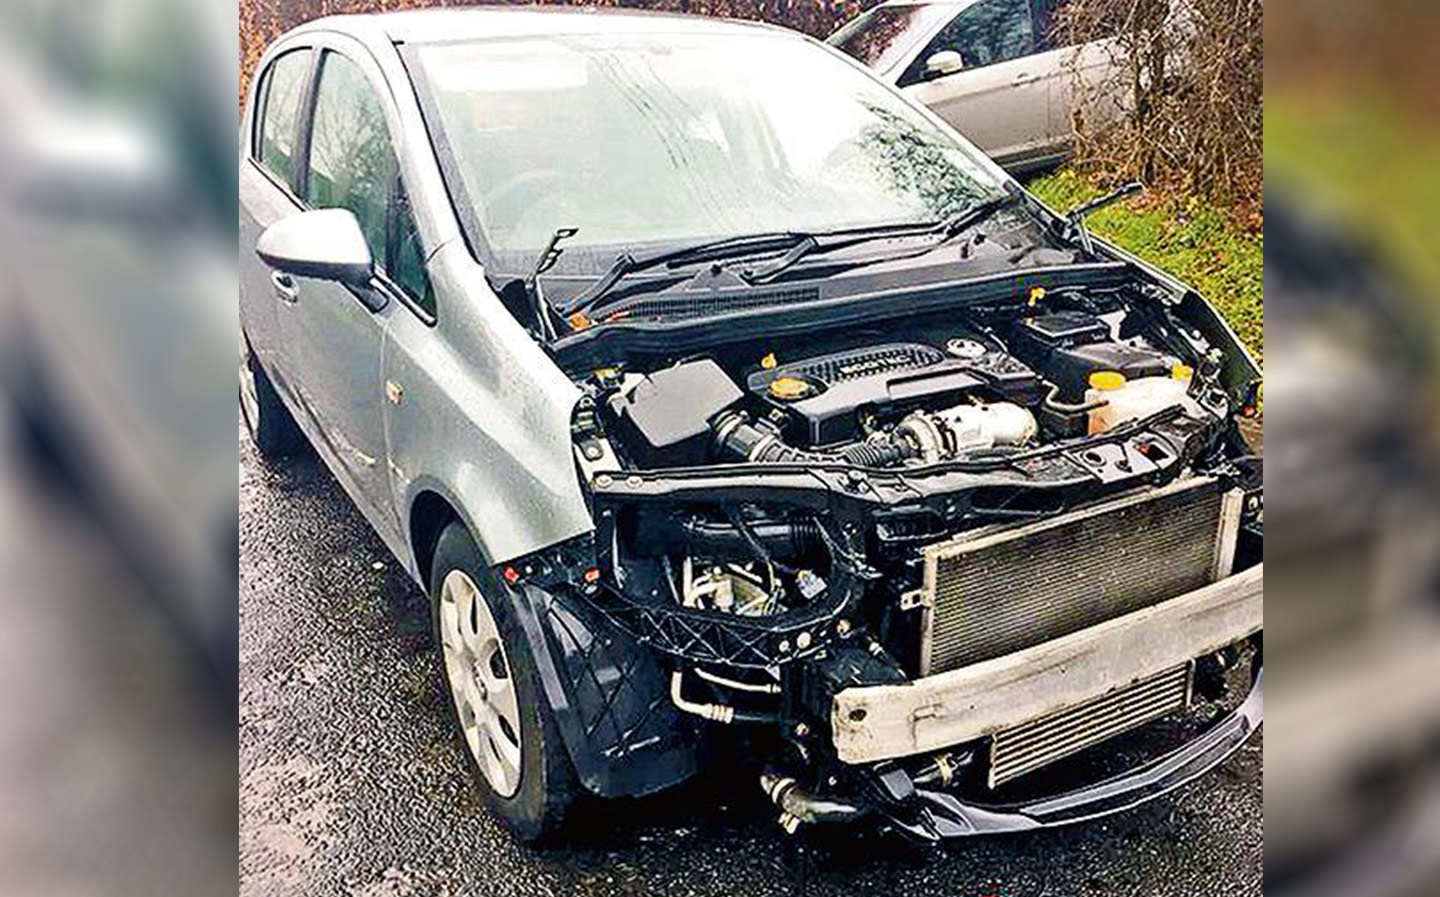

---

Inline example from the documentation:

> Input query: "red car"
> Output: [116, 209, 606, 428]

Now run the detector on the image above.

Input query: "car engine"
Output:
[598, 304, 1210, 473]
[556, 286, 1249, 645]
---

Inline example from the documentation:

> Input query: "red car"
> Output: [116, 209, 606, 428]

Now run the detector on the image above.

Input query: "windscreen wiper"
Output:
[557, 218, 961, 322]
[1062, 181, 1143, 255]
[743, 187, 1024, 284]
[556, 231, 813, 319]
[528, 226, 577, 340]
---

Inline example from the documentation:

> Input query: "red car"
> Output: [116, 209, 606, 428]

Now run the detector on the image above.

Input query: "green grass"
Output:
[1025, 169, 1263, 362]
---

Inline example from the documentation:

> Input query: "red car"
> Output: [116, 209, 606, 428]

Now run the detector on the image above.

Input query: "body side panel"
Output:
[386, 242, 594, 569]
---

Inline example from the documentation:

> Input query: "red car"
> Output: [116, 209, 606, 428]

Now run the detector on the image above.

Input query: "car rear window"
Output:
[257, 50, 311, 185]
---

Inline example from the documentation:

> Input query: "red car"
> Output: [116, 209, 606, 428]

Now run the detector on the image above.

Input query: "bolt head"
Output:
[796, 632, 812, 650]
[794, 723, 810, 738]
[836, 619, 852, 637]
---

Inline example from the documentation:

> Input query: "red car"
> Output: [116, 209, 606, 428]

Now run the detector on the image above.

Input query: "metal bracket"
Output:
[899, 589, 930, 611]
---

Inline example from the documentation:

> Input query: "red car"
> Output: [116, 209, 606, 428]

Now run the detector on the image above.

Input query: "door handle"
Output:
[1013, 72, 1039, 86]
[270, 271, 299, 304]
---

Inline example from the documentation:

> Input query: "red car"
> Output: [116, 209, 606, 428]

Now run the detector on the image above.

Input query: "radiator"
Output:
[988, 664, 1194, 787]
[920, 477, 1243, 675]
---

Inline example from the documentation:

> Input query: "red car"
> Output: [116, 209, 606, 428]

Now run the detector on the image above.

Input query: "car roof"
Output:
[290, 6, 786, 45]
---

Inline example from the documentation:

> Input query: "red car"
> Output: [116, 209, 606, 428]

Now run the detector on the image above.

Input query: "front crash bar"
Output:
[831, 565, 1263, 764]
[888, 668, 1262, 839]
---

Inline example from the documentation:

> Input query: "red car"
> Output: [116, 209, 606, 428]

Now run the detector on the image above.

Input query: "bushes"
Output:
[1055, 0, 1262, 205]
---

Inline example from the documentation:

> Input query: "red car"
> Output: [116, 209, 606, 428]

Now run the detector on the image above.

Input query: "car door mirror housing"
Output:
[257, 209, 375, 288]
[924, 50, 965, 78]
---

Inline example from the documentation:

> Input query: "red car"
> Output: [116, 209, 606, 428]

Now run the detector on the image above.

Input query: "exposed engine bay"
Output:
[593, 293, 1228, 472]
[561, 282, 1248, 635]
[515, 276, 1262, 839]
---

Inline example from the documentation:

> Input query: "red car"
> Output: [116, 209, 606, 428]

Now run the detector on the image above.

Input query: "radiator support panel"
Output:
[920, 477, 1243, 676]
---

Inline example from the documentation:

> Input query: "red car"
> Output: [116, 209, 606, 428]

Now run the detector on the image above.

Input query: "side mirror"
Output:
[256, 208, 374, 288]
[924, 50, 965, 79]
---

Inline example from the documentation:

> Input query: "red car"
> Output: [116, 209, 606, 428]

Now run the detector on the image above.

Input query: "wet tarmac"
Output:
[239, 430, 1263, 897]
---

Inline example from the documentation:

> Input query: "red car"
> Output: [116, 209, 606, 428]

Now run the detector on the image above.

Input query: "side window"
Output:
[902, 0, 1036, 84]
[390, 183, 436, 318]
[1035, 0, 1132, 51]
[1034, 0, 1081, 52]
[257, 50, 311, 185]
[306, 51, 435, 317]
[307, 53, 392, 260]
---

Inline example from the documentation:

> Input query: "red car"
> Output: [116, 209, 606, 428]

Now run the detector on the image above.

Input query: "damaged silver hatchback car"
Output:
[239, 7, 1262, 843]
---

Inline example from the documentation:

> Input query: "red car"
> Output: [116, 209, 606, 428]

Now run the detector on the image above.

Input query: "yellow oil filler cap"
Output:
[1171, 363, 1194, 383]
[1089, 371, 1127, 391]
[769, 376, 813, 401]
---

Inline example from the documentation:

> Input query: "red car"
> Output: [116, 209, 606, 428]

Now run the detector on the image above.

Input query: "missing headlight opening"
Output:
[524, 277, 1262, 841]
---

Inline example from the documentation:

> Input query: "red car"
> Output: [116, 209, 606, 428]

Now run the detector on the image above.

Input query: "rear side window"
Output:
[257, 51, 311, 185]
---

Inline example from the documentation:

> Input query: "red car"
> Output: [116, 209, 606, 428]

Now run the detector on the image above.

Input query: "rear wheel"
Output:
[239, 333, 304, 463]
[430, 522, 579, 842]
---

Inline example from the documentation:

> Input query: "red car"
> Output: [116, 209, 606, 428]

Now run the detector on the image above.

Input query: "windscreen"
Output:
[412, 31, 1002, 270]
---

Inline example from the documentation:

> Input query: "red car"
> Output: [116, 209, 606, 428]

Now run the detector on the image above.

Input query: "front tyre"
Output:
[240, 332, 304, 463]
[430, 521, 579, 842]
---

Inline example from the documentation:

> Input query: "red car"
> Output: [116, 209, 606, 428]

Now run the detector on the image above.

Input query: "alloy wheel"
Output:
[438, 570, 524, 798]
[239, 346, 261, 437]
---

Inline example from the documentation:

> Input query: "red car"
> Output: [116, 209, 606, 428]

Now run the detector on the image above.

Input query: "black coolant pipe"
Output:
[683, 516, 823, 562]
[712, 411, 916, 468]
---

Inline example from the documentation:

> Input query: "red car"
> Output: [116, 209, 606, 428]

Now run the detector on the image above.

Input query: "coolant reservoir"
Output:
[1086, 368, 1201, 434]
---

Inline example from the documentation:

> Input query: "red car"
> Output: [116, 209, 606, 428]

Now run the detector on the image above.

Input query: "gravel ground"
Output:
[239, 431, 1263, 897]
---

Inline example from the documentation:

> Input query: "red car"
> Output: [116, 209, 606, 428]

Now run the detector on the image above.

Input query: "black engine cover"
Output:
[747, 342, 1043, 447]
[609, 359, 743, 467]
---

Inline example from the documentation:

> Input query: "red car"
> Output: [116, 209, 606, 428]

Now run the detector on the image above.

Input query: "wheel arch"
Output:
[407, 484, 469, 592]
[406, 482, 698, 801]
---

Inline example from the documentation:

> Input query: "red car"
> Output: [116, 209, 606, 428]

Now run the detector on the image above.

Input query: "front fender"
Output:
[382, 244, 595, 566]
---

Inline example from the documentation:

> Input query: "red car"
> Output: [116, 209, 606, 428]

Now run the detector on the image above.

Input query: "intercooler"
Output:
[988, 664, 1194, 787]
[919, 476, 1244, 676]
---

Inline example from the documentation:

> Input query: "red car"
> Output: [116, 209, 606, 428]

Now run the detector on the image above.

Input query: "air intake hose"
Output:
[713, 412, 916, 468]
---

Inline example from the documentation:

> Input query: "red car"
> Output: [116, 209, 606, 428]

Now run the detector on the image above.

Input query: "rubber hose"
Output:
[679, 517, 824, 561]
[715, 412, 916, 468]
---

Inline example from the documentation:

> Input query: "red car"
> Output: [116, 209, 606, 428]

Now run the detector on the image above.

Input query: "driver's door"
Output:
[902, 0, 1051, 167]
[279, 47, 407, 531]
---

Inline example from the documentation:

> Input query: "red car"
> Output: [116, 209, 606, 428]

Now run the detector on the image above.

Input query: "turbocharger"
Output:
[893, 402, 1038, 463]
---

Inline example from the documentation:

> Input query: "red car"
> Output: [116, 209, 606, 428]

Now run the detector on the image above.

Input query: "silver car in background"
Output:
[828, 0, 1127, 171]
